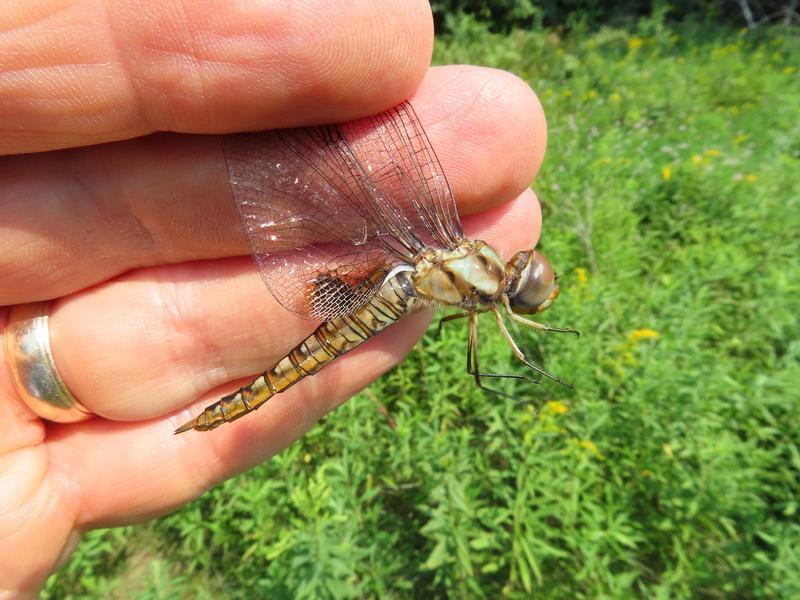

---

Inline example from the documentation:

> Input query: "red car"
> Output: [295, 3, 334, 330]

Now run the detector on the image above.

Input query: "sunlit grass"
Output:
[46, 20, 800, 599]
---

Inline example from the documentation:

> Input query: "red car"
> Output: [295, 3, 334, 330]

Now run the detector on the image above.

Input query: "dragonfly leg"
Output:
[437, 308, 490, 338]
[466, 312, 543, 401]
[493, 308, 572, 388]
[502, 296, 580, 336]
[437, 311, 470, 338]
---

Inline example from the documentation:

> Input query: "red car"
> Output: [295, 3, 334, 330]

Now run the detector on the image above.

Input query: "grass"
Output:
[45, 19, 800, 599]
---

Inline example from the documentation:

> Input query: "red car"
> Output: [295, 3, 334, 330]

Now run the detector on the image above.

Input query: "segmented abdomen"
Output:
[175, 270, 417, 433]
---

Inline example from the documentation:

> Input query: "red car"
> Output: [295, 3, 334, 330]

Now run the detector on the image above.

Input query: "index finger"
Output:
[0, 0, 433, 154]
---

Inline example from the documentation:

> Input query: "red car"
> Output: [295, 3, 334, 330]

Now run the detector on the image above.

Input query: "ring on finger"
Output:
[4, 301, 92, 423]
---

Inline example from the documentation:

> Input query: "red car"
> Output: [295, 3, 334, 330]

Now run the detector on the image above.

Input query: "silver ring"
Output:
[4, 301, 92, 423]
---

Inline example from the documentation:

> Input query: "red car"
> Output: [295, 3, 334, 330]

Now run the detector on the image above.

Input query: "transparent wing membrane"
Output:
[223, 102, 463, 320]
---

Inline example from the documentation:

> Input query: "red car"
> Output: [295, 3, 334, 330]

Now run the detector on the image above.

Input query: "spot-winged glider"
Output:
[176, 102, 573, 434]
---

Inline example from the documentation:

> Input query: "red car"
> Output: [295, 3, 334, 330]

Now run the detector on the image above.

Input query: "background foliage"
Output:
[45, 14, 800, 600]
[431, 0, 799, 33]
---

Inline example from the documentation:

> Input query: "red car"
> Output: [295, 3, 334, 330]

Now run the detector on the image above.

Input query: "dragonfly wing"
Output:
[223, 102, 462, 320]
[225, 127, 405, 320]
[341, 101, 464, 249]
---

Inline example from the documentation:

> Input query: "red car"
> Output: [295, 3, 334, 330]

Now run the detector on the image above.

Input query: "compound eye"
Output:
[511, 251, 558, 312]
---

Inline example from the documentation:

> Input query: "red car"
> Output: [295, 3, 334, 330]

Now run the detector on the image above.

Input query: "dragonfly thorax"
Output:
[412, 239, 507, 308]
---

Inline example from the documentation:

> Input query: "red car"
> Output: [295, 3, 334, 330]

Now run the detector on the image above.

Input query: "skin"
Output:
[0, 0, 548, 595]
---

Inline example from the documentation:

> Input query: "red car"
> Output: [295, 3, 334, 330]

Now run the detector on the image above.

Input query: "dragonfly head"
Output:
[505, 250, 560, 314]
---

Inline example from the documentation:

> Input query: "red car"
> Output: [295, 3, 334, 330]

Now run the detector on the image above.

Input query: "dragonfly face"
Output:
[175, 101, 573, 434]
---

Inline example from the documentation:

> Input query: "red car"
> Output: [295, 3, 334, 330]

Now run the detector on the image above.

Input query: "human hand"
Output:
[0, 0, 547, 594]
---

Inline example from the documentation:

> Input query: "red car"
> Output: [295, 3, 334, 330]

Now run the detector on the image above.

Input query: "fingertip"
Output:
[411, 66, 547, 214]
[462, 188, 542, 260]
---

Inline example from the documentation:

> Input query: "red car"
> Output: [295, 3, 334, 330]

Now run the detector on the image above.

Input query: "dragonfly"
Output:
[175, 101, 573, 434]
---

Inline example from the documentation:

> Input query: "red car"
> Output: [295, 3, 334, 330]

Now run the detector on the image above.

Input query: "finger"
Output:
[0, 0, 433, 154]
[1, 65, 546, 304]
[41, 190, 542, 527]
[412, 66, 548, 215]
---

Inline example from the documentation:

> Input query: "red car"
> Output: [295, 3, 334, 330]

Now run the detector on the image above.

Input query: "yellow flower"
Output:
[783, 66, 797, 75]
[661, 166, 672, 182]
[628, 37, 643, 50]
[579, 439, 605, 460]
[662, 443, 674, 459]
[629, 328, 661, 343]
[744, 173, 758, 182]
[585, 89, 598, 100]
[545, 400, 569, 415]
[575, 267, 588, 286]
[691, 154, 703, 165]
[303, 453, 312, 463]
[704, 148, 721, 157]
[610, 92, 622, 103]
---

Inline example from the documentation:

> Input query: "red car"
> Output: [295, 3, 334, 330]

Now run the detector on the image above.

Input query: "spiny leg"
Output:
[437, 308, 490, 338]
[502, 296, 580, 336]
[437, 311, 470, 338]
[466, 311, 543, 400]
[493, 308, 572, 388]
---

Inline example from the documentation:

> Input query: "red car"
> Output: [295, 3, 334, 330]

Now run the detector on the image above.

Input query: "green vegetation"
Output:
[430, 0, 795, 33]
[46, 21, 800, 599]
